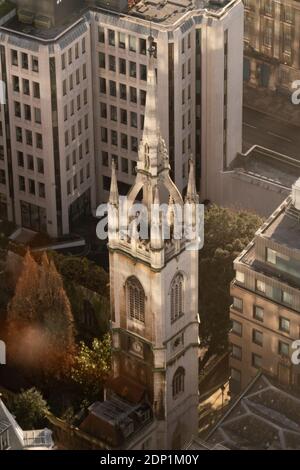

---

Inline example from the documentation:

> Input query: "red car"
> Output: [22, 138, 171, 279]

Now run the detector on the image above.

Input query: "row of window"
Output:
[181, 59, 192, 80]
[67, 164, 91, 196]
[17, 151, 44, 174]
[14, 101, 41, 124]
[99, 77, 146, 105]
[62, 64, 87, 95]
[98, 26, 192, 57]
[102, 151, 136, 176]
[99, 53, 148, 81]
[244, 0, 294, 24]
[100, 102, 144, 129]
[18, 175, 45, 198]
[267, 247, 300, 280]
[101, 127, 138, 152]
[63, 89, 88, 120]
[65, 130, 90, 154]
[0, 144, 5, 160]
[98, 27, 152, 56]
[65, 145, 89, 172]
[61, 37, 86, 70]
[101, 126, 190, 156]
[126, 274, 184, 325]
[12, 76, 40, 99]
[0, 169, 6, 185]
[64, 115, 89, 147]
[232, 313, 291, 336]
[11, 50, 39, 72]
[15, 127, 43, 149]
[235, 272, 294, 307]
[231, 340, 290, 367]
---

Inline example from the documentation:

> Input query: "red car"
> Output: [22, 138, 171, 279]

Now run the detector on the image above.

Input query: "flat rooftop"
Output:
[263, 202, 300, 251]
[129, 0, 198, 24]
[0, 0, 239, 42]
[128, 0, 235, 24]
[230, 146, 300, 190]
[237, 195, 300, 290]
[1, 9, 86, 41]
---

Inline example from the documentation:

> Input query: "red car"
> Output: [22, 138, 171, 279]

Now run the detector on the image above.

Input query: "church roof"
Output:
[79, 396, 153, 448]
[206, 373, 300, 450]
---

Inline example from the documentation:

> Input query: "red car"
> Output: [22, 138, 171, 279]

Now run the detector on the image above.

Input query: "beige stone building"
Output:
[0, 1, 96, 237]
[0, 0, 244, 237]
[92, 0, 244, 206]
[244, 0, 300, 91]
[229, 178, 300, 394]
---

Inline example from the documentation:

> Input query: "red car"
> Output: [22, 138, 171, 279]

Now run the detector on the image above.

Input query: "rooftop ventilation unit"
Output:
[17, 9, 34, 25]
[34, 14, 52, 30]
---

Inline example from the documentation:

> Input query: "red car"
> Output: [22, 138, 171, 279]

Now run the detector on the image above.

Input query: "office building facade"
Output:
[230, 179, 300, 393]
[0, 0, 244, 237]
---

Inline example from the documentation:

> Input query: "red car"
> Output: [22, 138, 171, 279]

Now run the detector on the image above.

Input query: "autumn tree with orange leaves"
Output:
[7, 251, 75, 379]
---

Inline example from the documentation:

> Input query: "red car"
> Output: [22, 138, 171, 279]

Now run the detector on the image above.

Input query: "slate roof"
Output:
[206, 374, 300, 450]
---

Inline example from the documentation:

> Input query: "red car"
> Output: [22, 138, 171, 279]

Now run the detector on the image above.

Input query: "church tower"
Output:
[108, 37, 200, 450]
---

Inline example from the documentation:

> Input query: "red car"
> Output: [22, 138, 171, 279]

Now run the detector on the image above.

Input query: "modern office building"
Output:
[0, 1, 96, 237]
[92, 0, 244, 206]
[229, 178, 300, 394]
[0, 0, 244, 237]
[244, 0, 300, 92]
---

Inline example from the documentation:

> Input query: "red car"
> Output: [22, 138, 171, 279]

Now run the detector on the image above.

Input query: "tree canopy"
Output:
[199, 205, 263, 362]
[7, 251, 75, 378]
[71, 334, 111, 404]
[9, 387, 49, 430]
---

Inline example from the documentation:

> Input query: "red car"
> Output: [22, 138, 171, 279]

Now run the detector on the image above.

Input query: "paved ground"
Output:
[243, 107, 300, 159]
[244, 84, 300, 127]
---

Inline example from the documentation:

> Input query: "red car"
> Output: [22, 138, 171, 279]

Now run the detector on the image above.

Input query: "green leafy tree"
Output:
[199, 205, 262, 363]
[9, 388, 49, 430]
[71, 334, 111, 404]
[51, 253, 109, 297]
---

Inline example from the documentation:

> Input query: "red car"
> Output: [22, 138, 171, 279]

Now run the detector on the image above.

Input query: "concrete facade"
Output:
[229, 180, 300, 394]
[0, 12, 96, 237]
[93, 0, 244, 206]
[244, 0, 300, 92]
[0, 0, 244, 237]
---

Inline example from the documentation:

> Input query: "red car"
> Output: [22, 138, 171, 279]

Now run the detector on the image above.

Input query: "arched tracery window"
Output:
[170, 273, 184, 323]
[126, 277, 145, 323]
[172, 367, 185, 398]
